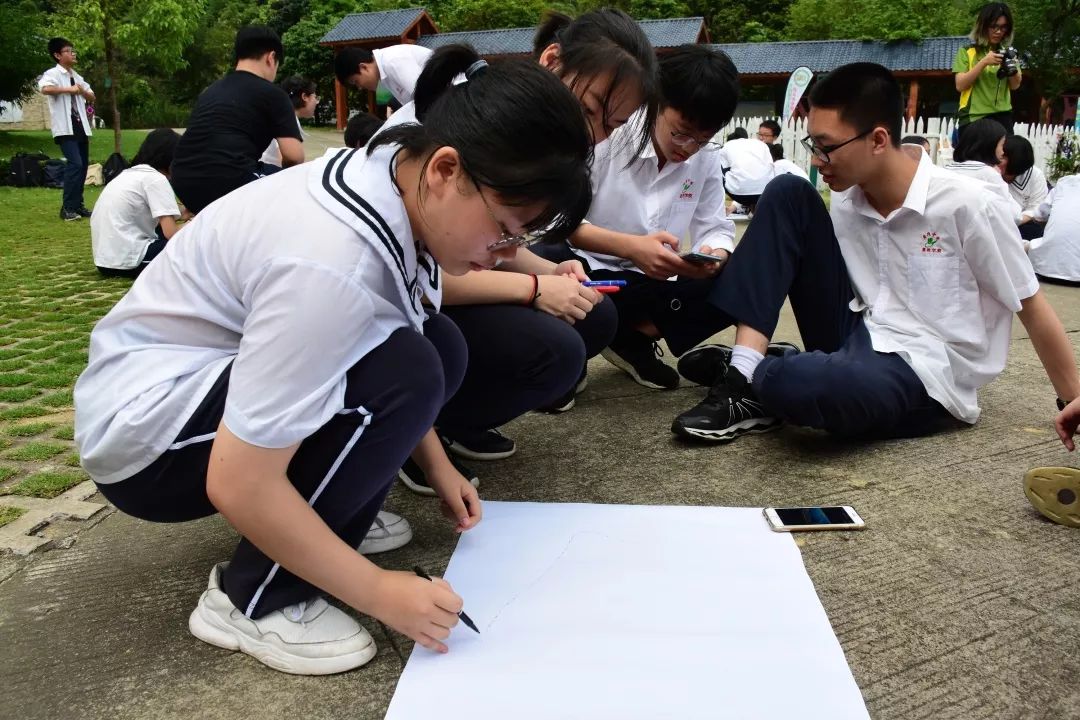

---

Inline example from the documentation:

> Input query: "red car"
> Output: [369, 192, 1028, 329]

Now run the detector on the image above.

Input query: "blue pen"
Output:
[582, 280, 627, 287]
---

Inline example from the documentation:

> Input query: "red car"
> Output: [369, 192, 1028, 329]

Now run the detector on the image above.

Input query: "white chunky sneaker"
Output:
[357, 511, 413, 554]
[188, 563, 376, 675]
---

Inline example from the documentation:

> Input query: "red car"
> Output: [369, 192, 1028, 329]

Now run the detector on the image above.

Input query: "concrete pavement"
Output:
[2, 283, 1079, 720]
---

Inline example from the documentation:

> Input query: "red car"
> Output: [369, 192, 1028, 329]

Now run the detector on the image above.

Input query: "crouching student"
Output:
[73, 47, 593, 675]
[1001, 135, 1048, 240]
[91, 128, 183, 278]
[669, 63, 1079, 443]
[567, 45, 739, 389]
[389, 9, 656, 485]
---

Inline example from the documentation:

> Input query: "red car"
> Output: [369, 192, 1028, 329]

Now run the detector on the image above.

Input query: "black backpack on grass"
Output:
[42, 159, 66, 189]
[9, 152, 48, 187]
[103, 152, 127, 185]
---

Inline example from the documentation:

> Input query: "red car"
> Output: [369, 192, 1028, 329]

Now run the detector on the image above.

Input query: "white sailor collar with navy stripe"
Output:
[308, 144, 442, 329]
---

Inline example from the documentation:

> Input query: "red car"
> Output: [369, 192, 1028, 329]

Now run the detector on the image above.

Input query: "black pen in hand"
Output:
[413, 565, 480, 634]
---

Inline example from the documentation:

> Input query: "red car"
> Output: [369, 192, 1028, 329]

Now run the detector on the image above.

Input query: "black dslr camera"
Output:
[997, 47, 1022, 78]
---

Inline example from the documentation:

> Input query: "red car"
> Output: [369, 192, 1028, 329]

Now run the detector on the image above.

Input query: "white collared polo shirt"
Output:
[833, 152, 1039, 423]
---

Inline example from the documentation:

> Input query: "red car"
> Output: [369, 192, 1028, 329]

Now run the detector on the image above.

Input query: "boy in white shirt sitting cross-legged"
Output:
[671, 62, 1079, 443]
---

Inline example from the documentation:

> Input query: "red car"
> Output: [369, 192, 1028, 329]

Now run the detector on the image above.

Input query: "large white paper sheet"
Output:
[385, 502, 869, 720]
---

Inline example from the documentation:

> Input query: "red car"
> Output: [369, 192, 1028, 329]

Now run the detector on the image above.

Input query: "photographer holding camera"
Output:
[954, 2, 1022, 136]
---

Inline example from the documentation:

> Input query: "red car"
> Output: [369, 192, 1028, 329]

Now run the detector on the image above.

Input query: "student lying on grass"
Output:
[73, 46, 593, 675]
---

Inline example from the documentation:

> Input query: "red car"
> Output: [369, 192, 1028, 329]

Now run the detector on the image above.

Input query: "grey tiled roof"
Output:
[413, 16, 706, 55]
[639, 17, 706, 46]
[417, 27, 535, 55]
[321, 8, 428, 43]
[713, 36, 968, 75]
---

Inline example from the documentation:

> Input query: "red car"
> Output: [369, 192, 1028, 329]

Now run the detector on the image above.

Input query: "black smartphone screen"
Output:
[775, 506, 854, 526]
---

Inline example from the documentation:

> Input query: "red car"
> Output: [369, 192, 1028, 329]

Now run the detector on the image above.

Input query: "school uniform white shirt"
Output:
[373, 44, 433, 104]
[1009, 165, 1048, 221]
[716, 138, 774, 196]
[37, 64, 93, 138]
[944, 161, 1023, 224]
[833, 151, 1039, 424]
[260, 116, 306, 167]
[1029, 174, 1080, 282]
[90, 165, 180, 270]
[773, 158, 809, 181]
[571, 109, 734, 273]
[75, 144, 442, 484]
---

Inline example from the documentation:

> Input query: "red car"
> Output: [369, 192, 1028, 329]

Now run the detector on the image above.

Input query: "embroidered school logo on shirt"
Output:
[921, 231, 943, 253]
[679, 179, 695, 199]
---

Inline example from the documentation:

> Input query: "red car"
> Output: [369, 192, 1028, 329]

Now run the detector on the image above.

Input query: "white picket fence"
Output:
[721, 116, 1066, 188]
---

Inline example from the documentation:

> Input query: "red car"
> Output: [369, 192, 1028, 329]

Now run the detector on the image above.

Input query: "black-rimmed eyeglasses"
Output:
[800, 129, 873, 164]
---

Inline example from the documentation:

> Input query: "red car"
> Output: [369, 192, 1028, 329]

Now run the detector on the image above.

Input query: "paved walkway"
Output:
[2, 280, 1078, 720]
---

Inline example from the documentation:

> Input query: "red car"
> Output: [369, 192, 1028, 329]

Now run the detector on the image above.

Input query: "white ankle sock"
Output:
[730, 345, 765, 383]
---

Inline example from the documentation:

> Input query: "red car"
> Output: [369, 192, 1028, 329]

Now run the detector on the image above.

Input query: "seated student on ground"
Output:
[757, 119, 781, 144]
[334, 43, 433, 107]
[344, 113, 384, 149]
[944, 117, 1023, 223]
[668, 62, 1078, 443]
[719, 135, 775, 215]
[91, 128, 183, 278]
[380, 9, 657, 492]
[1027, 174, 1080, 282]
[259, 76, 317, 173]
[73, 47, 594, 675]
[901, 134, 931, 154]
[566, 45, 738, 390]
[170, 27, 303, 213]
[769, 143, 810, 181]
[1001, 135, 1048, 240]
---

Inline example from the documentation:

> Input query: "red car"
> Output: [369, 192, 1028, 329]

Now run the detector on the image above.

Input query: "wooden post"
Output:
[335, 78, 347, 131]
[906, 79, 920, 121]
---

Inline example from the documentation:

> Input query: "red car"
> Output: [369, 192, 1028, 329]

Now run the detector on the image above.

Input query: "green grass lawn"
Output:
[0, 180, 128, 497]
[0, 129, 150, 164]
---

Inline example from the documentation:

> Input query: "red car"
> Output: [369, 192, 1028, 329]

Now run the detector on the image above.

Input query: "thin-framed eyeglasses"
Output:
[473, 181, 542, 250]
[989, 20, 1010, 32]
[671, 131, 722, 152]
[801, 129, 874, 163]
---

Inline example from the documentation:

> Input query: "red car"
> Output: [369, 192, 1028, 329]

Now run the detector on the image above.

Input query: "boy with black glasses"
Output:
[671, 62, 1078, 443]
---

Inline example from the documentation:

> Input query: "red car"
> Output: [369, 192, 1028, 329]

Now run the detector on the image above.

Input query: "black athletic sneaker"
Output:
[75, 206, 93, 218]
[601, 331, 680, 390]
[441, 428, 516, 461]
[398, 449, 481, 497]
[536, 367, 588, 414]
[671, 365, 782, 442]
[677, 342, 801, 387]
[59, 208, 81, 221]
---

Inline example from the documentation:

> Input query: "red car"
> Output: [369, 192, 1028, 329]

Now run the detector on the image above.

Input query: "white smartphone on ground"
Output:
[763, 506, 866, 532]
[680, 251, 723, 264]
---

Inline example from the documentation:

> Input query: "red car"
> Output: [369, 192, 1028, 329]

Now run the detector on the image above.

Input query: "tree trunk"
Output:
[101, 0, 121, 154]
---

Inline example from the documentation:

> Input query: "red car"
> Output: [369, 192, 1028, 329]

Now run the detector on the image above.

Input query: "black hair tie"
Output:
[465, 59, 488, 80]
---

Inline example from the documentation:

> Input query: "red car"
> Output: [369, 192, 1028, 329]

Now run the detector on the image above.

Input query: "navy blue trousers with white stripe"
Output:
[97, 314, 467, 618]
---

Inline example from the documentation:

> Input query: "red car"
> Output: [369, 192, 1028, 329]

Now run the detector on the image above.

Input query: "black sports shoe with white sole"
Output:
[677, 341, 801, 387]
[671, 366, 782, 442]
[601, 331, 679, 390]
[441, 428, 516, 461]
